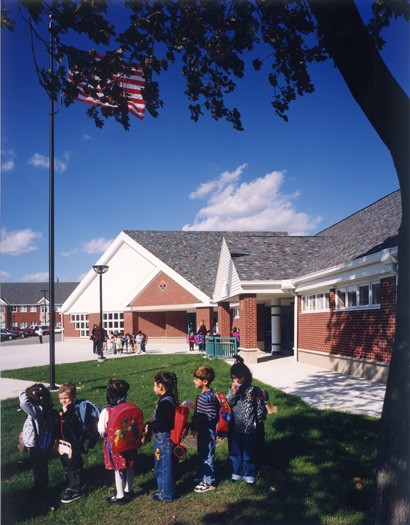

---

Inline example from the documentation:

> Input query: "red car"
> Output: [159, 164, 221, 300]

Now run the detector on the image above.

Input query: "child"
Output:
[116, 333, 123, 354]
[98, 378, 138, 505]
[192, 366, 219, 492]
[57, 383, 84, 503]
[226, 356, 266, 484]
[188, 330, 195, 351]
[19, 383, 57, 494]
[144, 371, 178, 502]
[135, 331, 143, 354]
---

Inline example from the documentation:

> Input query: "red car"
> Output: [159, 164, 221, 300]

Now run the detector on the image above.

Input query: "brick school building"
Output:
[60, 191, 400, 383]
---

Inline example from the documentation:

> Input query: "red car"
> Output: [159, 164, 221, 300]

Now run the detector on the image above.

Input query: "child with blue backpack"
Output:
[19, 383, 58, 495]
[98, 378, 143, 505]
[144, 371, 178, 502]
[191, 366, 219, 493]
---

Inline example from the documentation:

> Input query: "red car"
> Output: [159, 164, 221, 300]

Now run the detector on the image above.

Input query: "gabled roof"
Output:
[223, 235, 334, 280]
[316, 189, 401, 267]
[124, 231, 287, 297]
[125, 191, 401, 291]
[0, 282, 79, 305]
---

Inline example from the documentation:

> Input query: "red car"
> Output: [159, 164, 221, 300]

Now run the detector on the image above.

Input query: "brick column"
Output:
[196, 306, 213, 332]
[218, 302, 231, 336]
[239, 294, 258, 363]
[123, 311, 134, 335]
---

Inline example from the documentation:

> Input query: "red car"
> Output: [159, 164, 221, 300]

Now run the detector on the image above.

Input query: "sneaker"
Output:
[194, 481, 215, 493]
[61, 489, 81, 504]
[106, 495, 129, 505]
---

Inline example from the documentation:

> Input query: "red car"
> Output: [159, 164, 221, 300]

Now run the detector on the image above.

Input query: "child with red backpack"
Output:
[98, 378, 143, 505]
[191, 366, 220, 493]
[144, 371, 179, 502]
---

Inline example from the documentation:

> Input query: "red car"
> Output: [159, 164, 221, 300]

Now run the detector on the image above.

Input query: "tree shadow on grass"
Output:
[196, 407, 379, 525]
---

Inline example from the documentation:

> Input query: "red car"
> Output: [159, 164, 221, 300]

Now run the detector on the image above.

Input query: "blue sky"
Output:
[1, 1, 409, 283]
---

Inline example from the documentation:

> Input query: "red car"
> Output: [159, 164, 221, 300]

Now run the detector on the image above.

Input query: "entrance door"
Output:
[187, 312, 196, 334]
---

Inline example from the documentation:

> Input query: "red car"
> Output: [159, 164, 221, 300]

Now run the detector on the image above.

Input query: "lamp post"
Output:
[93, 265, 109, 360]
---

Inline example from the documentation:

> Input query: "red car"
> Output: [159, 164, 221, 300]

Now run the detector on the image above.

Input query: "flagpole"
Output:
[48, 15, 56, 390]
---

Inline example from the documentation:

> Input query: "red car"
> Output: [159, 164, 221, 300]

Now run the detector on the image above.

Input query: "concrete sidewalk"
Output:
[0, 339, 385, 417]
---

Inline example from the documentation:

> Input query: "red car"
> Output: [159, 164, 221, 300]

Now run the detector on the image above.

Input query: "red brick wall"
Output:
[123, 311, 135, 335]
[239, 294, 257, 348]
[218, 302, 231, 336]
[132, 271, 198, 307]
[8, 308, 63, 329]
[196, 307, 213, 332]
[135, 311, 186, 338]
[62, 314, 77, 337]
[298, 277, 396, 363]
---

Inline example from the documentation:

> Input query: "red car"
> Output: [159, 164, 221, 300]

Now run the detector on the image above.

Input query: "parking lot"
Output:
[1, 333, 64, 346]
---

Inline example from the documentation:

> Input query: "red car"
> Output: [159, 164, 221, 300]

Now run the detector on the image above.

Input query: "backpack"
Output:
[106, 402, 144, 454]
[204, 391, 232, 437]
[163, 397, 195, 458]
[74, 399, 101, 453]
[37, 408, 59, 452]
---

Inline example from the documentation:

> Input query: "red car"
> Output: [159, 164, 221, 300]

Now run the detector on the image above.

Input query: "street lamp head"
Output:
[93, 265, 109, 275]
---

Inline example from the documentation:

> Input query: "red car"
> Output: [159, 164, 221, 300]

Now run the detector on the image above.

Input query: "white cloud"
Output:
[1, 149, 16, 172]
[0, 228, 43, 255]
[183, 166, 321, 234]
[0, 270, 11, 279]
[28, 152, 71, 173]
[83, 134, 93, 141]
[189, 163, 247, 199]
[21, 272, 49, 282]
[61, 237, 114, 257]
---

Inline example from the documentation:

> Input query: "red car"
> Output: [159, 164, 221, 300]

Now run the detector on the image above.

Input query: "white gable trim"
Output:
[61, 231, 212, 313]
[122, 232, 212, 304]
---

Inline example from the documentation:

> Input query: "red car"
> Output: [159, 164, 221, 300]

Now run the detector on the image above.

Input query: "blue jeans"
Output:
[154, 432, 176, 502]
[228, 431, 256, 482]
[197, 426, 216, 484]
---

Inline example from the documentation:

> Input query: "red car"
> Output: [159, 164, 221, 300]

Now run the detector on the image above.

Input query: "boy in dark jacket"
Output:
[58, 383, 83, 503]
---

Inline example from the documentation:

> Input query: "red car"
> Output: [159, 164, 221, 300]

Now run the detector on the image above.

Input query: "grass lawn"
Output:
[1, 354, 379, 524]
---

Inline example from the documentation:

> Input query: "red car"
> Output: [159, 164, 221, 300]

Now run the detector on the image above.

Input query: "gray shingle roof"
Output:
[0, 282, 79, 305]
[316, 190, 401, 267]
[125, 191, 401, 292]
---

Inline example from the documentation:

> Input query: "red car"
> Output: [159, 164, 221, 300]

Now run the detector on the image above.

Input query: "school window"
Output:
[301, 291, 330, 312]
[231, 308, 239, 319]
[0, 306, 4, 313]
[103, 312, 124, 333]
[336, 281, 381, 310]
[20, 306, 28, 313]
[69, 313, 89, 337]
[11, 306, 18, 312]
[30, 306, 37, 312]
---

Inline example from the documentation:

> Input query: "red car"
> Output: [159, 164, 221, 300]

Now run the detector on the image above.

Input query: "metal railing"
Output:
[205, 336, 238, 359]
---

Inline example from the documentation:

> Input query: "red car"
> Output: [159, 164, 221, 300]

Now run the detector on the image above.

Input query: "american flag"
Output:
[68, 54, 145, 120]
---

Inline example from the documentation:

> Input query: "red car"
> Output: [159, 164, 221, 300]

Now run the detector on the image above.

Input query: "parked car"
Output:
[34, 325, 50, 335]
[8, 328, 35, 338]
[1, 329, 19, 341]
[22, 327, 37, 337]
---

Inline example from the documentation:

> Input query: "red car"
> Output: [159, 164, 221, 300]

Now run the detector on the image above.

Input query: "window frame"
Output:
[335, 280, 382, 311]
[301, 291, 330, 313]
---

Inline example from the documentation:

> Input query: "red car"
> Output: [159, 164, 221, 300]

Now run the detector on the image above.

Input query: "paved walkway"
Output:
[0, 339, 386, 417]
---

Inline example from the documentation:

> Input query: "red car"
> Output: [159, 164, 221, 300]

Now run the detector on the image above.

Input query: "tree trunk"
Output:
[308, 1, 410, 523]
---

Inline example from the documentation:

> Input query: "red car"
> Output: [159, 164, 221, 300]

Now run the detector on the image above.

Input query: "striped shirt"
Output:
[195, 390, 219, 427]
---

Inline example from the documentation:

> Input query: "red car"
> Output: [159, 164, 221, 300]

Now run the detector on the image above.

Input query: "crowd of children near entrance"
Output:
[18, 350, 269, 506]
